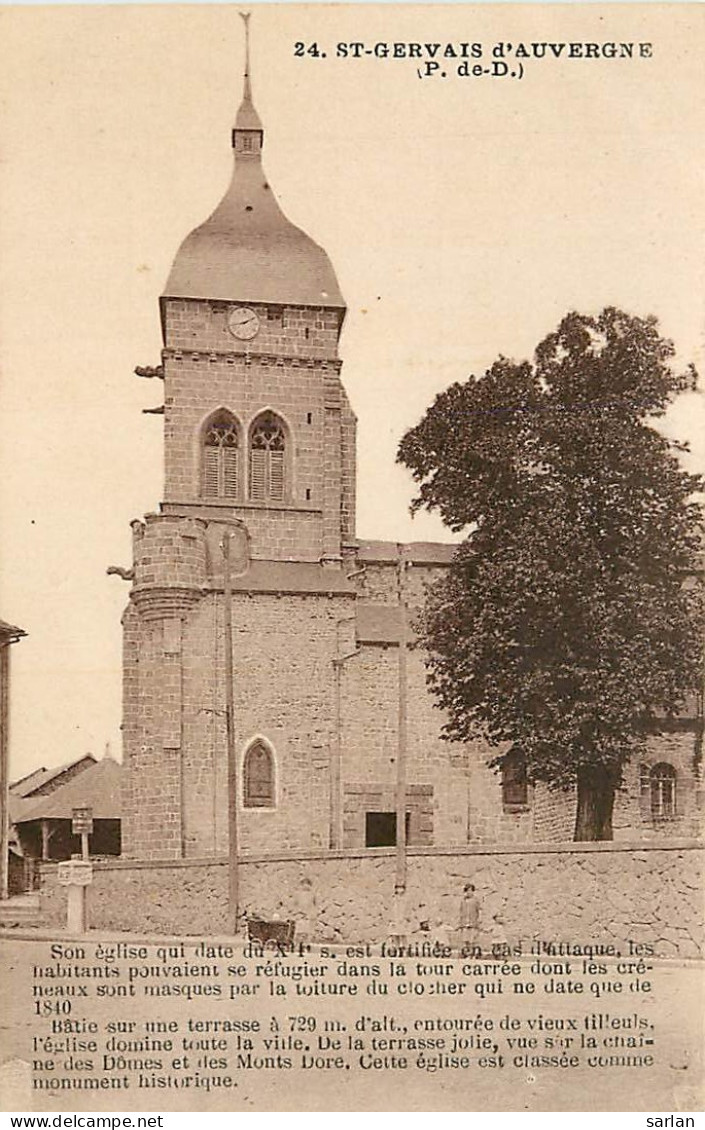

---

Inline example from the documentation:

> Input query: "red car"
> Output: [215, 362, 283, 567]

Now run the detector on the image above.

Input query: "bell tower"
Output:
[159, 16, 356, 564]
[120, 20, 359, 862]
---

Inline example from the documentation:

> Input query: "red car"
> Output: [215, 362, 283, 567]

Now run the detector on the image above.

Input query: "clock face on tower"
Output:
[227, 306, 260, 340]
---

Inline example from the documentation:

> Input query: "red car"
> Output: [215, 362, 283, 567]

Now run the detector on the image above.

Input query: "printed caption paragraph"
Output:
[26, 939, 662, 1093]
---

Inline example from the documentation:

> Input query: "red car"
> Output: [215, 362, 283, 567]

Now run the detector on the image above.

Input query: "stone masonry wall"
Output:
[339, 391, 357, 544]
[161, 299, 349, 563]
[40, 841, 704, 957]
[340, 644, 472, 847]
[180, 590, 356, 857]
[122, 547, 703, 859]
[348, 557, 703, 846]
[120, 613, 183, 860]
[163, 299, 342, 361]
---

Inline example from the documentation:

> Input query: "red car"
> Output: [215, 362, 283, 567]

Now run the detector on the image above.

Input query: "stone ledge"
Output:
[38, 837, 703, 875]
[162, 499, 323, 517]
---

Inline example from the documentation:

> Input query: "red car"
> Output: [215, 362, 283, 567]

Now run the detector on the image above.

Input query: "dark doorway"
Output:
[365, 811, 410, 848]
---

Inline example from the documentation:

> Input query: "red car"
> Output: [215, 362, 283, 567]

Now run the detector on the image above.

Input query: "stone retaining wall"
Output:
[41, 840, 704, 957]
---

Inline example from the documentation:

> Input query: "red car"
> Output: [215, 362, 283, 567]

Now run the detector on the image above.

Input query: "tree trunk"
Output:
[574, 766, 616, 841]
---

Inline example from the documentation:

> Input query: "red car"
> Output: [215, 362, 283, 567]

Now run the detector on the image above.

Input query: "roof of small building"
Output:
[356, 540, 457, 566]
[229, 560, 355, 596]
[10, 754, 97, 800]
[355, 602, 421, 645]
[10, 766, 49, 796]
[15, 758, 122, 824]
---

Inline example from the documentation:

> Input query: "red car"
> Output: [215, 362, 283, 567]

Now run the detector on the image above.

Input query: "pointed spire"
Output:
[162, 9, 346, 313]
[233, 11, 263, 148]
[241, 11, 252, 102]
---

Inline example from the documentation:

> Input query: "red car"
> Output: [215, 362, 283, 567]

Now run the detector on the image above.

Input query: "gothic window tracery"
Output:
[243, 740, 275, 808]
[202, 411, 240, 499]
[249, 412, 287, 502]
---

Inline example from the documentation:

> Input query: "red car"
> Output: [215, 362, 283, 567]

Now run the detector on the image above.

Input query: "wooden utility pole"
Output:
[0, 624, 25, 902]
[222, 532, 239, 934]
[0, 645, 10, 902]
[331, 654, 343, 850]
[330, 614, 361, 850]
[395, 547, 408, 893]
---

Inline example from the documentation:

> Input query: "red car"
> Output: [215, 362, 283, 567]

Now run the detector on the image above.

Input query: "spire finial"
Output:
[240, 11, 252, 102]
[233, 11, 263, 149]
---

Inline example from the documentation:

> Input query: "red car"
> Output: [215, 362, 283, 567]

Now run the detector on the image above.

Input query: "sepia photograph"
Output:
[0, 2, 703, 1114]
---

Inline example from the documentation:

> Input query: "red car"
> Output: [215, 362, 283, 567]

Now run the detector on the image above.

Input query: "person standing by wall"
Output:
[295, 875, 316, 946]
[459, 882, 481, 955]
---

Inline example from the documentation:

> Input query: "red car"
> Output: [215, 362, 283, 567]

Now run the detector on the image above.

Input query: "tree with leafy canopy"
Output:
[397, 308, 704, 840]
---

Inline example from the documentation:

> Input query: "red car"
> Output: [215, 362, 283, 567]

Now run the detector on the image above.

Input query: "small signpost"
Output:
[61, 808, 94, 932]
[71, 806, 93, 861]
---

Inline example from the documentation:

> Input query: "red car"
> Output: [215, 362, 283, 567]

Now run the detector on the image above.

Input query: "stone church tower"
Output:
[119, 35, 702, 863]
[159, 59, 356, 567]
[121, 39, 364, 861]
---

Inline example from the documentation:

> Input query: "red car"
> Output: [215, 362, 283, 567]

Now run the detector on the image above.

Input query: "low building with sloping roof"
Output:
[13, 757, 121, 873]
[10, 754, 96, 804]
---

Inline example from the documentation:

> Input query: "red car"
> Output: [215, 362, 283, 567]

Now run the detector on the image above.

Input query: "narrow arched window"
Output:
[249, 412, 286, 502]
[502, 748, 528, 808]
[243, 741, 275, 808]
[650, 763, 676, 820]
[203, 411, 240, 499]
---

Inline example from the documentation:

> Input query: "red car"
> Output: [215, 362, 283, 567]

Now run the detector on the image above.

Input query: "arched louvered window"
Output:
[243, 740, 275, 808]
[249, 412, 286, 502]
[203, 411, 240, 499]
[650, 763, 676, 821]
[502, 748, 529, 808]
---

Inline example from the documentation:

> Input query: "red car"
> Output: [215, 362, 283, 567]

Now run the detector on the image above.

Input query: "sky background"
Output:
[0, 3, 703, 778]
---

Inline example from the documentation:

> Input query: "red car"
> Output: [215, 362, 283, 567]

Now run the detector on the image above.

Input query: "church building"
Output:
[118, 37, 702, 863]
